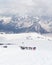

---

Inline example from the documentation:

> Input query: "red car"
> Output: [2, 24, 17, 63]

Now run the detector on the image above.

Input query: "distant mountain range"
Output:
[0, 15, 52, 34]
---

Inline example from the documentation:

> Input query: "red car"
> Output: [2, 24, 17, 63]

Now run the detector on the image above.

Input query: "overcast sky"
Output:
[0, 0, 52, 16]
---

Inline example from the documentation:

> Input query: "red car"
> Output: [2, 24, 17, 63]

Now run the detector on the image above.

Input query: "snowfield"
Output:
[0, 33, 52, 65]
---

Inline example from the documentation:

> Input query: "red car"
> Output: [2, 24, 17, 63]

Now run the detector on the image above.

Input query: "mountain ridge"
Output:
[0, 15, 52, 34]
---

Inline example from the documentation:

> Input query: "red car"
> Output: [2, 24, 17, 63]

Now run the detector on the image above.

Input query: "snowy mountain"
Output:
[0, 33, 52, 65]
[0, 15, 52, 34]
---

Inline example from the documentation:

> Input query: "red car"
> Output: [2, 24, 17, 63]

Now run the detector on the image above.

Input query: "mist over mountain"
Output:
[0, 0, 52, 34]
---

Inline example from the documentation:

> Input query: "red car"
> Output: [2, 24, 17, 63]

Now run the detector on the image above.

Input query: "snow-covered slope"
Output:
[0, 33, 52, 65]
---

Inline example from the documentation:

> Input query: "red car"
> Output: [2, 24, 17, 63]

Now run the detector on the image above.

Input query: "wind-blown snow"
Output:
[0, 33, 52, 65]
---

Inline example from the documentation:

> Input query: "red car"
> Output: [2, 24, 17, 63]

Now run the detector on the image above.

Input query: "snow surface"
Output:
[0, 33, 52, 65]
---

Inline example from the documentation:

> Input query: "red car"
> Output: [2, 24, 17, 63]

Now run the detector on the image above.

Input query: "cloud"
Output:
[0, 0, 52, 16]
